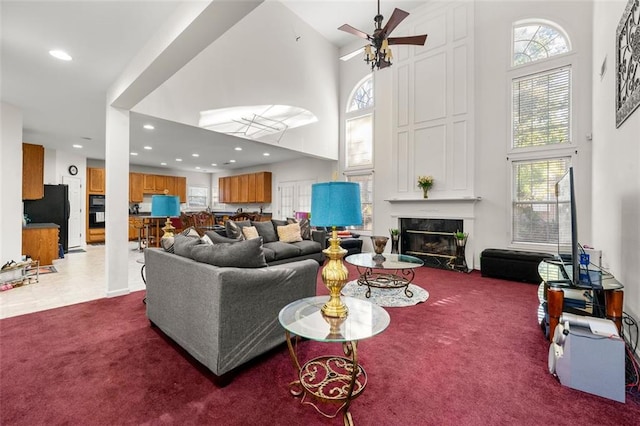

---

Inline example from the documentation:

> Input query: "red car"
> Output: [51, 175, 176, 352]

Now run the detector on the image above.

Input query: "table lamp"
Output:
[151, 193, 181, 238]
[311, 182, 362, 318]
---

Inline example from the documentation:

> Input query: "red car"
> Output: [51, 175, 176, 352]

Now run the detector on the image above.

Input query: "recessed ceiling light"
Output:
[130, 152, 138, 156]
[144, 146, 152, 150]
[235, 147, 242, 151]
[263, 152, 270, 156]
[176, 158, 182, 162]
[72, 144, 83, 149]
[192, 153, 199, 157]
[143, 124, 155, 130]
[195, 166, 201, 170]
[211, 163, 217, 166]
[160, 162, 167, 166]
[229, 159, 236, 163]
[49, 50, 72, 61]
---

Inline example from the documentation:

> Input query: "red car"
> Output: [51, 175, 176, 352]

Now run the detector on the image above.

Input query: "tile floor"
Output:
[0, 242, 146, 319]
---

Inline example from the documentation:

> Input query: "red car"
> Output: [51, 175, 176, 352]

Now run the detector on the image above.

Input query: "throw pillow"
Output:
[277, 223, 303, 243]
[191, 238, 267, 268]
[225, 220, 251, 240]
[201, 234, 214, 245]
[251, 220, 277, 243]
[287, 217, 311, 240]
[242, 226, 260, 240]
[205, 231, 243, 244]
[271, 219, 288, 228]
[173, 234, 204, 258]
[161, 226, 201, 253]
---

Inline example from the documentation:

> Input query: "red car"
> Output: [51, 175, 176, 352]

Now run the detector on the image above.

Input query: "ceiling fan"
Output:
[338, 0, 428, 70]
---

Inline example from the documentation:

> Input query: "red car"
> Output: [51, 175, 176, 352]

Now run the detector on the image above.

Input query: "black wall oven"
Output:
[88, 195, 106, 228]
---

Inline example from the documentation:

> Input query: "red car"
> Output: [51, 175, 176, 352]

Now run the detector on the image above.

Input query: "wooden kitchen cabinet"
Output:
[87, 228, 105, 243]
[129, 173, 144, 203]
[143, 174, 156, 192]
[176, 177, 187, 203]
[22, 225, 59, 266]
[87, 168, 105, 194]
[154, 175, 167, 193]
[217, 172, 271, 204]
[22, 143, 45, 200]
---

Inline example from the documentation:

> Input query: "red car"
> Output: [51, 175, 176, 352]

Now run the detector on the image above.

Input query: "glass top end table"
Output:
[345, 253, 424, 298]
[279, 296, 390, 425]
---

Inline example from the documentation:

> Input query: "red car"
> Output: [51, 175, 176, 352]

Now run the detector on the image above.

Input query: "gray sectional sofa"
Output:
[144, 247, 319, 385]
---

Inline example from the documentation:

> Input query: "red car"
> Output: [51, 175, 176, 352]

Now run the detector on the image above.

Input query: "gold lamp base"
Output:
[321, 227, 349, 318]
[161, 217, 176, 238]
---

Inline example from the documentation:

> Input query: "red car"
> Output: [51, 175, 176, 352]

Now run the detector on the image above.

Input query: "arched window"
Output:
[509, 20, 574, 246]
[513, 22, 570, 66]
[345, 75, 374, 231]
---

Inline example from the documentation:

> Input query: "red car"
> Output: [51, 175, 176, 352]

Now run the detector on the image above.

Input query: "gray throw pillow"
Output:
[287, 218, 311, 240]
[161, 226, 201, 253]
[251, 220, 277, 243]
[271, 219, 288, 228]
[225, 220, 251, 239]
[191, 237, 267, 268]
[205, 231, 243, 244]
[173, 234, 203, 258]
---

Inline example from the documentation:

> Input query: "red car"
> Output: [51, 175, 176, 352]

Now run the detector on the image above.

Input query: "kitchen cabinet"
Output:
[22, 143, 44, 200]
[87, 168, 105, 194]
[143, 174, 156, 192]
[87, 228, 105, 243]
[129, 173, 144, 203]
[22, 224, 59, 266]
[138, 173, 185, 197]
[176, 177, 187, 203]
[154, 175, 167, 193]
[217, 172, 272, 204]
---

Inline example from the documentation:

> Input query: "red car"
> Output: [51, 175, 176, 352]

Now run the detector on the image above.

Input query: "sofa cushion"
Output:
[277, 223, 303, 243]
[191, 238, 267, 268]
[173, 234, 204, 258]
[261, 246, 276, 263]
[161, 226, 200, 253]
[242, 226, 260, 240]
[271, 219, 288, 228]
[251, 220, 278, 243]
[291, 240, 322, 255]
[263, 241, 302, 260]
[205, 230, 243, 244]
[225, 219, 251, 239]
[287, 218, 311, 240]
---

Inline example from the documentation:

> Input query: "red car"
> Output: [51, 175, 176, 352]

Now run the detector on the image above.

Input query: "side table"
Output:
[279, 296, 390, 425]
[345, 253, 424, 298]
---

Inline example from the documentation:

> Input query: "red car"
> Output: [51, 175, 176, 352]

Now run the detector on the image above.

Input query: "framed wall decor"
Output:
[616, 0, 640, 128]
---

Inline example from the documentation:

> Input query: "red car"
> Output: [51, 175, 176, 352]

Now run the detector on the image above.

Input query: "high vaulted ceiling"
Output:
[1, 1, 426, 173]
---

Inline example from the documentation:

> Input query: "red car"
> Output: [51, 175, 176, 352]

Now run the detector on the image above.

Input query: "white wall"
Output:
[133, 1, 340, 161]
[474, 1, 594, 264]
[592, 0, 640, 332]
[1, 102, 24, 263]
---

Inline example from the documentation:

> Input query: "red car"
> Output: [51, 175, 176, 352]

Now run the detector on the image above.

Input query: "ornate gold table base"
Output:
[355, 267, 415, 298]
[285, 332, 365, 426]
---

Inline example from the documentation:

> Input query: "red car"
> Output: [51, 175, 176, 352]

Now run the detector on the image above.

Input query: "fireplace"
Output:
[400, 218, 464, 270]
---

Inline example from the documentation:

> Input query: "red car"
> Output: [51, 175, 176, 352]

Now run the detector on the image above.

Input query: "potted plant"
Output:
[454, 230, 468, 246]
[417, 175, 434, 198]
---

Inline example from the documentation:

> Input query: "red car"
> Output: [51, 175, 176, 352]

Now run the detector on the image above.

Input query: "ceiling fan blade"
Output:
[340, 46, 366, 61]
[338, 24, 370, 40]
[382, 8, 409, 36]
[388, 34, 428, 46]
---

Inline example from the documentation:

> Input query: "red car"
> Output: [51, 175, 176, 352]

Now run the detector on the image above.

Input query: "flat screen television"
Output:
[555, 167, 602, 288]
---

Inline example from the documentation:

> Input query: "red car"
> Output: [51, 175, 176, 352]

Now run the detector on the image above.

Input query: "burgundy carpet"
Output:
[1, 266, 638, 425]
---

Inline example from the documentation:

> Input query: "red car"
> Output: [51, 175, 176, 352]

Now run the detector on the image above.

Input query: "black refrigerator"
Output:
[24, 184, 70, 253]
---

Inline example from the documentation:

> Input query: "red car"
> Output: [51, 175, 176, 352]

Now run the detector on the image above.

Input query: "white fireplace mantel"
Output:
[385, 197, 482, 203]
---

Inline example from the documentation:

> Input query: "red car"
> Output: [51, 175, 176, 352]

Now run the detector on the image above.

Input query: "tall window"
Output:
[347, 174, 373, 232]
[510, 21, 573, 245]
[345, 75, 374, 231]
[346, 75, 373, 169]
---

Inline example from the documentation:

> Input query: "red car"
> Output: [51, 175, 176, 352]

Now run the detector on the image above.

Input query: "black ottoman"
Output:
[481, 249, 555, 283]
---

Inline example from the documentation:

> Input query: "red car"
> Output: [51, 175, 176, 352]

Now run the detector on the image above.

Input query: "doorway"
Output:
[278, 179, 315, 219]
[62, 176, 82, 248]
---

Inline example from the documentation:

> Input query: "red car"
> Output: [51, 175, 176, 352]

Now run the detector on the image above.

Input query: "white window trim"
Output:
[511, 19, 572, 69]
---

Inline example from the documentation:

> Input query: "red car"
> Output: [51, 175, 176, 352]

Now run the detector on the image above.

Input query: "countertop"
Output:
[23, 223, 60, 229]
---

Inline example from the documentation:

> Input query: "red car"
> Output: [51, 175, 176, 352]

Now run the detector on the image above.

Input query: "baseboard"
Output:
[106, 288, 131, 298]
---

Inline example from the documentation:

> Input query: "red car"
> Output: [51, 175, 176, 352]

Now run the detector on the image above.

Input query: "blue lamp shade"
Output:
[310, 182, 362, 227]
[151, 195, 180, 217]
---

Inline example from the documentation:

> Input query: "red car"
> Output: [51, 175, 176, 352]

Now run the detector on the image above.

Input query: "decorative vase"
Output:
[390, 235, 399, 254]
[370, 236, 389, 261]
[422, 187, 429, 199]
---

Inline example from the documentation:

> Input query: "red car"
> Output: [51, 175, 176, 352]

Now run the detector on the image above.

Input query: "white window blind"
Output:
[512, 158, 570, 244]
[346, 174, 373, 232]
[512, 67, 571, 148]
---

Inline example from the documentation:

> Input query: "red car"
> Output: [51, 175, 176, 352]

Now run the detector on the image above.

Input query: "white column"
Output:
[105, 105, 130, 297]
[1, 102, 25, 264]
